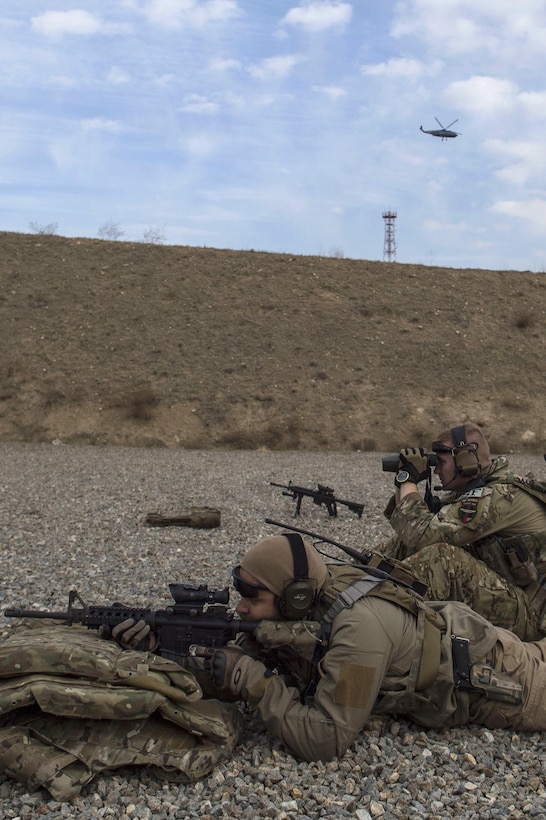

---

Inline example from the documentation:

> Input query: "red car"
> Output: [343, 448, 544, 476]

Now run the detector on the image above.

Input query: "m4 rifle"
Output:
[270, 481, 364, 518]
[4, 584, 259, 666]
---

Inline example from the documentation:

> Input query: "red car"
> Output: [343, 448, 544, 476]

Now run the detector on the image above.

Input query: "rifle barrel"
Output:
[4, 607, 261, 636]
[4, 608, 76, 620]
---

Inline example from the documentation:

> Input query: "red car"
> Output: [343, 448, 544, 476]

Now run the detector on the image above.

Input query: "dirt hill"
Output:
[0, 231, 544, 453]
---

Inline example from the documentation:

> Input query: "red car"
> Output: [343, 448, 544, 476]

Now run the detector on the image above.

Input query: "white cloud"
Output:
[519, 90, 546, 120]
[443, 76, 546, 150]
[210, 57, 242, 72]
[51, 75, 79, 89]
[393, 7, 493, 55]
[222, 90, 245, 109]
[493, 198, 546, 231]
[443, 76, 518, 117]
[281, 2, 352, 32]
[47, 119, 124, 173]
[31, 10, 129, 39]
[184, 132, 218, 158]
[312, 85, 347, 99]
[180, 93, 218, 113]
[138, 0, 241, 29]
[107, 67, 131, 85]
[155, 73, 177, 86]
[485, 139, 546, 186]
[31, 10, 103, 38]
[248, 54, 304, 80]
[423, 217, 478, 234]
[392, 0, 546, 61]
[81, 117, 124, 133]
[361, 57, 441, 79]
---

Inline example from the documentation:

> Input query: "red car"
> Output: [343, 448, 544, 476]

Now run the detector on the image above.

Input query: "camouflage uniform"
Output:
[0, 624, 242, 800]
[235, 563, 546, 763]
[383, 457, 546, 640]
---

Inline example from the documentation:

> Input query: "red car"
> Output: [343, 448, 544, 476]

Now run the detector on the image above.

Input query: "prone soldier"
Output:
[114, 533, 546, 763]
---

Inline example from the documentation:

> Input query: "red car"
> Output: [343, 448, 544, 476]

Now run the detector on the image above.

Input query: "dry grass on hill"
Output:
[0, 231, 544, 453]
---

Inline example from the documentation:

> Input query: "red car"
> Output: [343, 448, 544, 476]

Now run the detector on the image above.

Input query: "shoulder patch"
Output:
[334, 662, 377, 709]
[458, 496, 480, 524]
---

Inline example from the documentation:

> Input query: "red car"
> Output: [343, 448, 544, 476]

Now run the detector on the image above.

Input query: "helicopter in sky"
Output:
[420, 118, 461, 141]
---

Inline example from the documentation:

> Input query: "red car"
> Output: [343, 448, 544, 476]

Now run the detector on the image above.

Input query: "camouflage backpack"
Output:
[0, 623, 242, 801]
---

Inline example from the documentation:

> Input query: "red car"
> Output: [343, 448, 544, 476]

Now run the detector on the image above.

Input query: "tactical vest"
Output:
[314, 564, 446, 694]
[502, 472, 546, 504]
[314, 564, 522, 709]
[467, 471, 546, 590]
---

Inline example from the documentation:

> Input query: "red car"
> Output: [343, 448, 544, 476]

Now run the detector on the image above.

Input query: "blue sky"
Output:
[2, 1, 546, 270]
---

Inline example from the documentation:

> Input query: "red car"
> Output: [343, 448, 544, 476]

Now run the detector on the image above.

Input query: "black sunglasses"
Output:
[232, 566, 269, 598]
[431, 441, 456, 454]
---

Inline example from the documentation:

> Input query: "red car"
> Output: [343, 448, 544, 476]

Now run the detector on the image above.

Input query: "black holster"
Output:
[451, 635, 522, 705]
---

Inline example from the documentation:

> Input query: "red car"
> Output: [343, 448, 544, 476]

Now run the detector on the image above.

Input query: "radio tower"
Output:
[382, 211, 397, 262]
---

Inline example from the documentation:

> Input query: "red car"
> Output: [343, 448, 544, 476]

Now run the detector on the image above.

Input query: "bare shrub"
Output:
[218, 419, 301, 450]
[27, 293, 48, 308]
[142, 227, 166, 244]
[40, 388, 65, 411]
[351, 437, 377, 452]
[98, 221, 124, 241]
[514, 310, 536, 330]
[14, 421, 48, 442]
[501, 397, 531, 411]
[63, 431, 101, 445]
[28, 221, 58, 236]
[122, 386, 158, 421]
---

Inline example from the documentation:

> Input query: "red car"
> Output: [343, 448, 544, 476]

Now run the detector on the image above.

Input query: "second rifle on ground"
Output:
[270, 481, 364, 518]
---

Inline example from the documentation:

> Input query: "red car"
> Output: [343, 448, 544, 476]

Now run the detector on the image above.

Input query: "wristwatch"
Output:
[394, 470, 413, 487]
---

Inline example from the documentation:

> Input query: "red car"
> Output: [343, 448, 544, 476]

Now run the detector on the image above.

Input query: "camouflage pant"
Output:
[400, 543, 546, 641]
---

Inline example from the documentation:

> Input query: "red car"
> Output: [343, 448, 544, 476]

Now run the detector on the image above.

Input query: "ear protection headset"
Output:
[449, 425, 480, 477]
[278, 533, 317, 619]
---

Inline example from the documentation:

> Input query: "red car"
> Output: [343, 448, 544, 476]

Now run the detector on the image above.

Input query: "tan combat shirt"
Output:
[248, 571, 497, 762]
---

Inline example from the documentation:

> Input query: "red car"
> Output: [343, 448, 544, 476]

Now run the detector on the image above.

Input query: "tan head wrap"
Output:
[241, 535, 328, 597]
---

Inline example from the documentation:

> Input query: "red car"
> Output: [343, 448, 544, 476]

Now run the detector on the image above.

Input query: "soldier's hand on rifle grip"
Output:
[200, 646, 275, 704]
[111, 618, 158, 652]
[200, 646, 246, 690]
[398, 448, 429, 484]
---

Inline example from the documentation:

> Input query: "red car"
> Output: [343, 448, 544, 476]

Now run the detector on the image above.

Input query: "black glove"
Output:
[209, 646, 247, 690]
[398, 447, 430, 484]
[197, 646, 274, 704]
[111, 618, 157, 652]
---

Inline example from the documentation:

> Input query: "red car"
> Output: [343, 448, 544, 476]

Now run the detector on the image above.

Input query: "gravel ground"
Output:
[1, 442, 546, 820]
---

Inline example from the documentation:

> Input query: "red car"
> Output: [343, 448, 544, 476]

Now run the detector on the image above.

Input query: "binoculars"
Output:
[381, 453, 438, 473]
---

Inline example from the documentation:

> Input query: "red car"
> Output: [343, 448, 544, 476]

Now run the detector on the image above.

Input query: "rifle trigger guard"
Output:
[188, 644, 212, 657]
